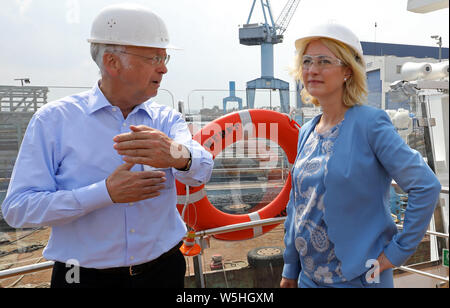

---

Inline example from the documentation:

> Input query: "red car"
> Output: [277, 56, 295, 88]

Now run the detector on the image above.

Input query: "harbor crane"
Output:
[239, 0, 300, 113]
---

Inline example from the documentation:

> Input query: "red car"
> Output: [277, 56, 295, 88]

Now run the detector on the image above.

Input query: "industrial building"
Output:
[362, 41, 449, 110]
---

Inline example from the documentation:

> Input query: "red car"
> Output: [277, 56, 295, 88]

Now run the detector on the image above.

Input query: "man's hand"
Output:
[106, 162, 166, 203]
[113, 125, 190, 170]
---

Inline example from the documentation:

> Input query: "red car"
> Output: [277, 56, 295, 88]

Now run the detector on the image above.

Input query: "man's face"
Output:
[116, 46, 168, 103]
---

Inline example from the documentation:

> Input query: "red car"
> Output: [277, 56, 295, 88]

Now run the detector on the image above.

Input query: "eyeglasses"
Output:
[301, 55, 345, 70]
[115, 51, 170, 66]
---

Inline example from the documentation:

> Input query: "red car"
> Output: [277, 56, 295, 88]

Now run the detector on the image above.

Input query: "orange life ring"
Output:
[176, 109, 299, 241]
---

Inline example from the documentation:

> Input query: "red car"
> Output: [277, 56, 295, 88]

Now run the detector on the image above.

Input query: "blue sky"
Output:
[1, 0, 448, 110]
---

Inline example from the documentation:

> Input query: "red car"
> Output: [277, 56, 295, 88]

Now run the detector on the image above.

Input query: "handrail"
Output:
[0, 261, 54, 280]
[396, 224, 449, 239]
[391, 180, 449, 195]
[1, 183, 448, 284]
[194, 217, 286, 237]
[397, 265, 448, 282]
[0, 86, 175, 112]
[1, 216, 448, 283]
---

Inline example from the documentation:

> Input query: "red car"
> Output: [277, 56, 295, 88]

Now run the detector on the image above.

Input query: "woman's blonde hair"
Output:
[291, 37, 368, 107]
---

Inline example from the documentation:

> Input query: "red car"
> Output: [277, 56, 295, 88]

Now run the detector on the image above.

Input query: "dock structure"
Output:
[0, 86, 48, 113]
[0, 85, 48, 178]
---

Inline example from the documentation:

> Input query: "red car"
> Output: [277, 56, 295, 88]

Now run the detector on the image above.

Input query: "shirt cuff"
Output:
[282, 262, 300, 280]
[72, 180, 114, 215]
[173, 143, 213, 186]
[383, 239, 412, 267]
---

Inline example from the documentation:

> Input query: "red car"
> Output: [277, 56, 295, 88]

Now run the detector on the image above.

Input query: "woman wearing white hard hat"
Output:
[281, 22, 440, 288]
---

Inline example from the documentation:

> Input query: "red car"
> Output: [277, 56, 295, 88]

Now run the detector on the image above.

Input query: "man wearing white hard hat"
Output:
[2, 3, 213, 288]
[280, 22, 440, 288]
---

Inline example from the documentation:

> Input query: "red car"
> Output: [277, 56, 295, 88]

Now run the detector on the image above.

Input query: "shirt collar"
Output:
[86, 81, 153, 119]
[133, 101, 154, 119]
[86, 81, 113, 115]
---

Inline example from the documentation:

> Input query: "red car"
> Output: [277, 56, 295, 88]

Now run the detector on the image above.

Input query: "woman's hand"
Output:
[280, 277, 297, 288]
[377, 252, 395, 273]
[368, 252, 395, 283]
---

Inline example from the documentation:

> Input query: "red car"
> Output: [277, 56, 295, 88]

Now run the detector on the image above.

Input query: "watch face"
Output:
[177, 152, 192, 171]
[185, 151, 192, 170]
[185, 157, 192, 171]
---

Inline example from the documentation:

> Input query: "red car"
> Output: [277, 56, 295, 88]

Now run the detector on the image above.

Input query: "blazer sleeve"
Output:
[367, 109, 441, 266]
[282, 187, 301, 280]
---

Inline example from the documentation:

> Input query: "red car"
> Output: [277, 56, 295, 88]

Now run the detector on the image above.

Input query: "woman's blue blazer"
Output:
[283, 104, 441, 281]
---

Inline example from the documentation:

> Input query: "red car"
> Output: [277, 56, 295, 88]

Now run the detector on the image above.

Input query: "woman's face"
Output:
[301, 40, 352, 103]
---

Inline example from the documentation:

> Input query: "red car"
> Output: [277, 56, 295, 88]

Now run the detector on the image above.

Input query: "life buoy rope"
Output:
[176, 109, 299, 241]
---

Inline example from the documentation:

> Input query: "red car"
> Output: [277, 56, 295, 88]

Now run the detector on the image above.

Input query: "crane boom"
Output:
[276, 0, 301, 35]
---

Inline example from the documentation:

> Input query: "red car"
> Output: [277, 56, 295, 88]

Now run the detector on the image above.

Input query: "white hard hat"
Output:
[295, 23, 363, 58]
[87, 3, 179, 49]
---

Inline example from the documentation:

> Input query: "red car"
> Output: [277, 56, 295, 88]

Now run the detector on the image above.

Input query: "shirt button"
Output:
[130, 229, 135, 233]
[112, 108, 117, 112]
[130, 256, 134, 261]
[129, 202, 134, 206]
[123, 123, 127, 127]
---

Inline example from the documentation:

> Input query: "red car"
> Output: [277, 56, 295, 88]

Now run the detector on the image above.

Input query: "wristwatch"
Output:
[177, 150, 192, 171]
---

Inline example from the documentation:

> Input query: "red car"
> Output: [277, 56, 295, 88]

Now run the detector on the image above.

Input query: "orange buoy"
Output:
[176, 109, 300, 241]
[180, 231, 201, 256]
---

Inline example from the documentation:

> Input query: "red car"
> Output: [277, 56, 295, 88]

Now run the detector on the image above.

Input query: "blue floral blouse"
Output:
[292, 120, 347, 285]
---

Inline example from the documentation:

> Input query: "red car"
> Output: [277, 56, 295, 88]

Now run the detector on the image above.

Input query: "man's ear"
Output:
[103, 52, 121, 77]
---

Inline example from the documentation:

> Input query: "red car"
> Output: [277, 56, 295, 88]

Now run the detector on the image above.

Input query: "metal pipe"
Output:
[396, 224, 449, 239]
[194, 217, 286, 237]
[193, 217, 448, 240]
[397, 265, 449, 282]
[158, 89, 175, 108]
[391, 180, 448, 194]
[0, 261, 54, 280]
[1, 218, 449, 283]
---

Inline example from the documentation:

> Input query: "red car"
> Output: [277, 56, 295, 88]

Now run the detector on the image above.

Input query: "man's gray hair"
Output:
[90, 43, 127, 74]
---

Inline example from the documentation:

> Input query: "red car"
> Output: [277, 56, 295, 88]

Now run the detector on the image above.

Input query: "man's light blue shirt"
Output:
[2, 83, 213, 269]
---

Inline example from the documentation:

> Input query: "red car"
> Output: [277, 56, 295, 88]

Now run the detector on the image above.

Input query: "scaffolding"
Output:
[0, 86, 49, 113]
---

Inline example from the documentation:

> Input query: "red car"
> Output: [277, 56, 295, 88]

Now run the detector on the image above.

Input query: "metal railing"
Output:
[1, 216, 448, 284]
[1, 186, 448, 285]
[0, 260, 54, 280]
[0, 86, 175, 113]
[0, 86, 49, 113]
[191, 217, 449, 285]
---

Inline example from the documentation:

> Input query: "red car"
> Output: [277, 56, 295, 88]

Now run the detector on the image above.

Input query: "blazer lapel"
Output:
[297, 115, 320, 154]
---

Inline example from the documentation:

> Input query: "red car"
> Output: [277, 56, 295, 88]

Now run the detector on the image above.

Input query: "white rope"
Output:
[248, 212, 263, 237]
[181, 185, 190, 221]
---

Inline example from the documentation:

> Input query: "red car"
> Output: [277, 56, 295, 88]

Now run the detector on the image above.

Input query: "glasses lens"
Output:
[302, 56, 313, 69]
[154, 55, 170, 65]
[302, 55, 343, 70]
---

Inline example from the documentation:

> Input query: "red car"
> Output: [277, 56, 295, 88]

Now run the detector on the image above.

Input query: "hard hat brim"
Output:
[294, 23, 364, 58]
[87, 38, 181, 50]
[295, 35, 363, 58]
